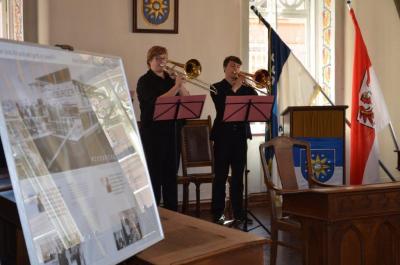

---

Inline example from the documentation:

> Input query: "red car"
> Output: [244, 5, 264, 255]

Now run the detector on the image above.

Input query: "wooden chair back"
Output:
[181, 116, 213, 175]
[260, 136, 313, 191]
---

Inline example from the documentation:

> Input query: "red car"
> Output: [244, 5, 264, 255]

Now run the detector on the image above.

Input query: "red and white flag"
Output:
[350, 8, 390, 185]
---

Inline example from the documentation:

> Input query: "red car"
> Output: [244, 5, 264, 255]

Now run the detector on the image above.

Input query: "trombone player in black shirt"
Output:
[210, 56, 257, 225]
[137, 45, 189, 211]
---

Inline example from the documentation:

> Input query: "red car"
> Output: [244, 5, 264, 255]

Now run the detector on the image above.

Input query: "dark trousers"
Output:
[211, 130, 247, 220]
[140, 122, 180, 211]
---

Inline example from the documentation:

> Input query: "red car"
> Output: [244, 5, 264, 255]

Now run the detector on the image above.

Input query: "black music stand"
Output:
[223, 95, 274, 233]
[154, 95, 206, 121]
[153, 95, 206, 208]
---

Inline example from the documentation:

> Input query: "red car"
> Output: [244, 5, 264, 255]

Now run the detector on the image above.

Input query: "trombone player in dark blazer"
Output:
[210, 56, 257, 225]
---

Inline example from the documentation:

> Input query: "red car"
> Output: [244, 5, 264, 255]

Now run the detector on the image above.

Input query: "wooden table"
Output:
[0, 191, 267, 265]
[128, 208, 267, 265]
[283, 182, 400, 265]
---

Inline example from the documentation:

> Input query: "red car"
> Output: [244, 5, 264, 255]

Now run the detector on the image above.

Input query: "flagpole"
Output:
[389, 123, 400, 151]
[267, 10, 273, 141]
[267, 19, 272, 95]
[250, 6, 271, 30]
[347, 0, 352, 10]
[389, 122, 400, 173]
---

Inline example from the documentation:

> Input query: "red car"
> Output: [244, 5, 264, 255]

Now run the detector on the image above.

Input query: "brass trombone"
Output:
[163, 59, 218, 94]
[237, 69, 271, 95]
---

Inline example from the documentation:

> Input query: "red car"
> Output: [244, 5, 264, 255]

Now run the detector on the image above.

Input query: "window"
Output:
[0, 0, 23, 40]
[249, 0, 335, 111]
[0, 0, 7, 38]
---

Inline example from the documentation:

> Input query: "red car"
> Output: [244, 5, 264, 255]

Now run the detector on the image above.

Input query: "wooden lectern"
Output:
[281, 106, 348, 184]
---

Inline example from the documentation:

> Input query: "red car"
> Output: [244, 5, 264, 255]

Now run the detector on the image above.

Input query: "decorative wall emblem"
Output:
[143, 0, 170, 25]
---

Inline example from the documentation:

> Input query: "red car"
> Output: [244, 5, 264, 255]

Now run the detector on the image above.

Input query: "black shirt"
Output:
[210, 79, 257, 140]
[137, 69, 175, 127]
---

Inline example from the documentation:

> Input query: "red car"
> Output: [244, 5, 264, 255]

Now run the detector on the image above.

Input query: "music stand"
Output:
[154, 95, 206, 121]
[223, 95, 274, 233]
[153, 95, 206, 209]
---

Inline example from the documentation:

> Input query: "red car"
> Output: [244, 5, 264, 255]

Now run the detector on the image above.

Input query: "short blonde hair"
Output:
[147, 46, 168, 67]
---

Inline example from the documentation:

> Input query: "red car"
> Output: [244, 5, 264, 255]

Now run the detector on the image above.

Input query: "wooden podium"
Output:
[281, 106, 348, 184]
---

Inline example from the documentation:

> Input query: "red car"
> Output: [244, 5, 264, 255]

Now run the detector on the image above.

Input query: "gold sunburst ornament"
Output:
[143, 0, 170, 25]
[311, 154, 330, 178]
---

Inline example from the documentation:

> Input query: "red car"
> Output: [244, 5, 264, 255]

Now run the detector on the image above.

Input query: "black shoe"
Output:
[213, 215, 234, 226]
[234, 216, 253, 225]
[232, 219, 243, 228]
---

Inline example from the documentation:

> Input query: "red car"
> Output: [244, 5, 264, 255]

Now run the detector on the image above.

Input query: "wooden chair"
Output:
[177, 176, 191, 214]
[180, 116, 215, 217]
[259, 136, 313, 265]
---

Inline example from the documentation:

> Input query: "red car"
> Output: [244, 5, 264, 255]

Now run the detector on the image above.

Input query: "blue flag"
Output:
[266, 21, 317, 141]
[264, 22, 318, 179]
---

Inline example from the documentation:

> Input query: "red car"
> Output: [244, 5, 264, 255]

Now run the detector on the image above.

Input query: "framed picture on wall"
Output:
[133, 0, 179, 34]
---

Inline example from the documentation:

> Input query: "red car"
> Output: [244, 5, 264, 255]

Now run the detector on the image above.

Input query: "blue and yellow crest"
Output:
[301, 150, 335, 182]
[293, 137, 343, 183]
[143, 0, 170, 25]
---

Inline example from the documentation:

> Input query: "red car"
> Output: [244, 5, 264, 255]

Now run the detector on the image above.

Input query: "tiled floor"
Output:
[186, 205, 302, 265]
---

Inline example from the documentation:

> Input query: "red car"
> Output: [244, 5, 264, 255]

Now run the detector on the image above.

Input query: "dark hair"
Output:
[147, 46, 167, 67]
[223, 56, 242, 68]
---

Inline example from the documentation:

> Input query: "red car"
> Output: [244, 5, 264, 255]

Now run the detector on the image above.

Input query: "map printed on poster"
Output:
[0, 40, 163, 265]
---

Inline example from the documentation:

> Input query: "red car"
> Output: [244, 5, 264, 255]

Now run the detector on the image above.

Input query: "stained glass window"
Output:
[0, 0, 23, 40]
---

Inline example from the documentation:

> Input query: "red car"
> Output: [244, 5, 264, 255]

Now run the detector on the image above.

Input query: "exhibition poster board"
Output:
[0, 40, 163, 265]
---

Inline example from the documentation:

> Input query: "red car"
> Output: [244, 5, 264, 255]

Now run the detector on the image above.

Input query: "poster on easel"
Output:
[0, 39, 163, 265]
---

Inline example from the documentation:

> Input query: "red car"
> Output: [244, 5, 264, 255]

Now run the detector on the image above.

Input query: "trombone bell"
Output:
[165, 59, 217, 94]
[183, 59, 202, 79]
[253, 69, 271, 88]
[238, 69, 271, 95]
